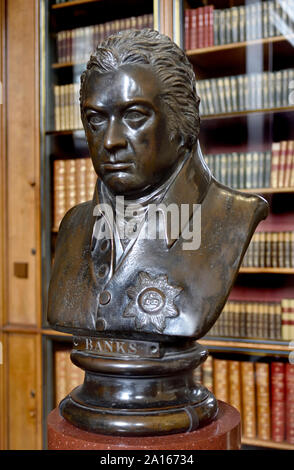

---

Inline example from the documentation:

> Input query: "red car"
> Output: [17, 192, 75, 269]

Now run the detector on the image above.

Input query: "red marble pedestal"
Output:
[48, 401, 241, 450]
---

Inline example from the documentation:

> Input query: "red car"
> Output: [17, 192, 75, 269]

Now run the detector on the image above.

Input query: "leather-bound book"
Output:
[271, 362, 285, 442]
[53, 159, 66, 231]
[256, 363, 271, 440]
[241, 361, 256, 438]
[65, 159, 76, 213]
[271, 142, 280, 188]
[75, 158, 87, 205]
[85, 158, 97, 201]
[285, 363, 294, 444]
[228, 361, 242, 415]
[202, 355, 214, 392]
[213, 359, 228, 402]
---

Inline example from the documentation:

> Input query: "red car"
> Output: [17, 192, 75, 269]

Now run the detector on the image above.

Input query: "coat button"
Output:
[100, 238, 110, 252]
[98, 263, 109, 278]
[99, 290, 111, 305]
[96, 318, 107, 331]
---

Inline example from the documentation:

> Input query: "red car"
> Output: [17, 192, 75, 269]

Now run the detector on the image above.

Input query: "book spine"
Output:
[241, 362, 256, 438]
[291, 232, 294, 268]
[184, 9, 191, 50]
[75, 158, 87, 205]
[85, 158, 97, 200]
[228, 361, 242, 414]
[271, 142, 280, 188]
[285, 231, 291, 268]
[282, 298, 294, 341]
[278, 232, 284, 267]
[65, 159, 76, 212]
[203, 6, 209, 48]
[197, 7, 204, 49]
[213, 9, 219, 46]
[275, 302, 282, 340]
[202, 355, 214, 392]
[239, 6, 245, 42]
[271, 362, 285, 442]
[190, 9, 197, 50]
[259, 231, 265, 267]
[290, 140, 294, 187]
[225, 8, 232, 44]
[256, 363, 271, 440]
[218, 10, 225, 45]
[285, 363, 294, 444]
[213, 359, 228, 402]
[209, 6, 214, 47]
[278, 140, 287, 188]
[284, 141, 292, 187]
[53, 160, 66, 230]
[268, 303, 276, 339]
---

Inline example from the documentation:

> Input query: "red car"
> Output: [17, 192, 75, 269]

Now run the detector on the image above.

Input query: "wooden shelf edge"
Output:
[241, 187, 294, 194]
[52, 0, 102, 9]
[200, 338, 292, 352]
[187, 35, 294, 57]
[239, 267, 294, 274]
[201, 106, 294, 120]
[42, 328, 72, 337]
[46, 129, 84, 135]
[242, 437, 294, 450]
[52, 61, 85, 69]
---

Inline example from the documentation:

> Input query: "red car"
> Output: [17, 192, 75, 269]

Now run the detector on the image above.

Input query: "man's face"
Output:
[81, 65, 182, 197]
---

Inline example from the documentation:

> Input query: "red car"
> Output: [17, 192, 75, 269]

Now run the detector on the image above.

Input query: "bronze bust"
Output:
[48, 30, 268, 436]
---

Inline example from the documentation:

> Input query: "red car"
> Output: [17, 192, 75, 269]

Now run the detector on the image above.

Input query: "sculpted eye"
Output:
[89, 113, 107, 127]
[124, 110, 148, 125]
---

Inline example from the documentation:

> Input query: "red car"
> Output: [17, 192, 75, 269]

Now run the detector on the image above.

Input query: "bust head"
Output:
[80, 29, 200, 197]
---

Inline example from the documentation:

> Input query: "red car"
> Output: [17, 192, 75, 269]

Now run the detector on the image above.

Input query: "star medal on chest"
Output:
[123, 272, 183, 333]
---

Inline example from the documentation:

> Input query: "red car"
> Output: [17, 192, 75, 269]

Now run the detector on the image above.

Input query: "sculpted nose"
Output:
[104, 117, 127, 151]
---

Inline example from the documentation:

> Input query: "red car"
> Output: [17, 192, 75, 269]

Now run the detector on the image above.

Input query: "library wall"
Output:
[1, 0, 293, 450]
[0, 0, 42, 450]
[6, 0, 41, 326]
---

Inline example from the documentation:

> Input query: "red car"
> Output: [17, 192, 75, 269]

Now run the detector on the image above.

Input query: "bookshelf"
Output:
[42, 0, 294, 450]
[2, 0, 293, 450]
[183, 0, 294, 450]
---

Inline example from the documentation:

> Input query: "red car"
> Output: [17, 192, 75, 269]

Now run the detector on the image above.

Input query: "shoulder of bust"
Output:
[209, 177, 269, 221]
[58, 201, 93, 232]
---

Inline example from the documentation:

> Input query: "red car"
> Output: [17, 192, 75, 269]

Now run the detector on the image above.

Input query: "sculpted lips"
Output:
[101, 162, 135, 171]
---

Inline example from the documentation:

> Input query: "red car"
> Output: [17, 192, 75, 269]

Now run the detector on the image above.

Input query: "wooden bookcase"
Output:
[184, 0, 294, 450]
[1, 0, 294, 450]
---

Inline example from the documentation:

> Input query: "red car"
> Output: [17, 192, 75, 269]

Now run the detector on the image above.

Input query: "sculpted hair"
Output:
[80, 29, 200, 149]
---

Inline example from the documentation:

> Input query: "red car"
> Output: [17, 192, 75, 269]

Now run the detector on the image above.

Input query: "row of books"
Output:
[198, 69, 294, 116]
[208, 299, 294, 341]
[54, 348, 84, 406]
[242, 232, 294, 269]
[53, 158, 96, 231]
[205, 151, 272, 189]
[53, 83, 82, 131]
[184, 6, 214, 50]
[56, 14, 154, 64]
[213, 1, 292, 48]
[195, 357, 294, 443]
[206, 141, 294, 190]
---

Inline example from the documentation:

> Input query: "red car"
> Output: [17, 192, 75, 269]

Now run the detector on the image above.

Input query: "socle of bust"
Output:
[47, 29, 268, 342]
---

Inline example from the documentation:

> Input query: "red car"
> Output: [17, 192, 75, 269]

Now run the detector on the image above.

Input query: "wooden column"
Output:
[0, 0, 42, 450]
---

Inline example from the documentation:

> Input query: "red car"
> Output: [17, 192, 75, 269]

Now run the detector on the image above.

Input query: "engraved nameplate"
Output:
[73, 336, 161, 358]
